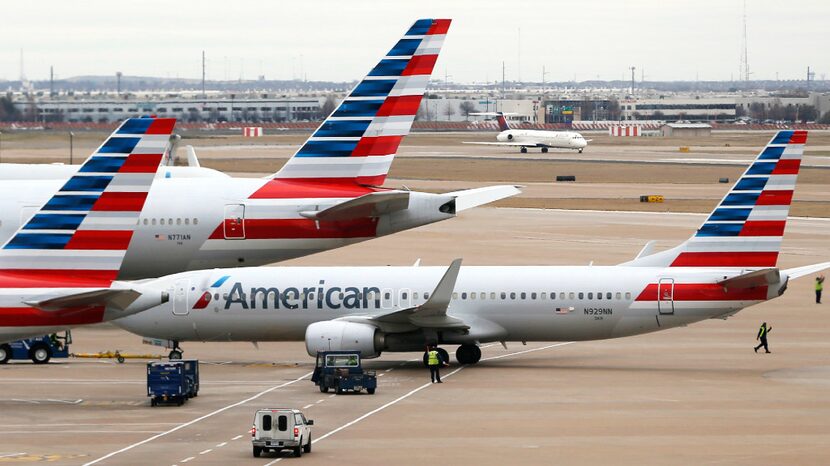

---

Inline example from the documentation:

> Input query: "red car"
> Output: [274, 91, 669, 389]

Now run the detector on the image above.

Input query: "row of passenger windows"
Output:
[451, 291, 632, 301]
[225, 290, 632, 302]
[140, 217, 199, 226]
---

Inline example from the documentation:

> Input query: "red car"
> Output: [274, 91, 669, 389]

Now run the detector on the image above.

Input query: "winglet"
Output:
[418, 258, 462, 317]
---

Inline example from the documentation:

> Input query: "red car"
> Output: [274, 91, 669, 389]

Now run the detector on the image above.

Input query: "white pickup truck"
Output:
[251, 408, 313, 458]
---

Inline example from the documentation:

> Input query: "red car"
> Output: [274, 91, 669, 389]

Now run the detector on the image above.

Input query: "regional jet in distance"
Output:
[0, 117, 175, 348]
[115, 130, 829, 363]
[464, 112, 589, 153]
[0, 18, 519, 279]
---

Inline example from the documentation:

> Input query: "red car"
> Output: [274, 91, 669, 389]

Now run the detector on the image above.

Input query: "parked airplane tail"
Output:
[624, 130, 807, 268]
[0, 117, 176, 282]
[272, 18, 451, 186]
[495, 112, 511, 131]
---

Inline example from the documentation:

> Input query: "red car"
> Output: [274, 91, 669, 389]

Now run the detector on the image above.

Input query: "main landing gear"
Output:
[520, 147, 528, 154]
[541, 147, 548, 153]
[455, 344, 482, 365]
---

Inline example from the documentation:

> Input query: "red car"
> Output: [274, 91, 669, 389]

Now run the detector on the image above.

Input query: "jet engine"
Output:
[304, 321, 385, 358]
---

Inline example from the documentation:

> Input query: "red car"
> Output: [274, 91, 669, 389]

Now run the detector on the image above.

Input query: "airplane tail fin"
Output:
[624, 130, 807, 268]
[0, 117, 176, 282]
[495, 112, 511, 131]
[272, 18, 451, 186]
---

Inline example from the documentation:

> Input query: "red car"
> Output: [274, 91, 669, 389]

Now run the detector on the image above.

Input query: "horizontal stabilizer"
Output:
[300, 191, 410, 221]
[185, 145, 200, 167]
[783, 262, 830, 280]
[24, 288, 141, 312]
[718, 268, 780, 290]
[634, 241, 658, 260]
[446, 185, 520, 212]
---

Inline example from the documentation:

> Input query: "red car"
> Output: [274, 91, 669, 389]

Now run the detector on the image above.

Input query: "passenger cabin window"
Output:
[194, 218, 199, 225]
[470, 292, 476, 300]
[616, 292, 622, 300]
[541, 292, 547, 300]
[520, 292, 526, 299]
[490, 292, 496, 300]
[452, 293, 458, 300]
[578, 292, 584, 299]
[510, 292, 516, 300]
[597, 293, 602, 300]
[500, 292, 506, 299]
[262, 414, 272, 431]
[424, 292, 430, 299]
[560, 292, 566, 300]
[278, 415, 288, 432]
[625, 292, 632, 300]
[588, 292, 593, 299]
[531, 292, 537, 299]
[607, 292, 612, 300]
[461, 292, 467, 300]
[185, 218, 190, 225]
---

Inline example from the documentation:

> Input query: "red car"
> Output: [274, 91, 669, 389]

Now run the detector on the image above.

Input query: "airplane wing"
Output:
[23, 288, 142, 312]
[299, 191, 410, 221]
[783, 262, 830, 280]
[339, 259, 469, 330]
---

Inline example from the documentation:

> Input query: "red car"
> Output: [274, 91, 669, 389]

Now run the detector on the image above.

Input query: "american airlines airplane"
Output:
[114, 130, 829, 362]
[0, 117, 174, 346]
[0, 18, 518, 279]
[464, 112, 589, 153]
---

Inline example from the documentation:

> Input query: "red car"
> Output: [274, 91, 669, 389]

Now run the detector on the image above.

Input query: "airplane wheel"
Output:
[0, 344, 11, 364]
[456, 344, 482, 365]
[169, 349, 183, 360]
[30, 344, 52, 364]
[520, 147, 528, 153]
[578, 148, 583, 153]
[541, 147, 548, 153]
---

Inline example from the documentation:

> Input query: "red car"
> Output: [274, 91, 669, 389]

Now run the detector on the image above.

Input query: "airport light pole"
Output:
[69, 131, 74, 164]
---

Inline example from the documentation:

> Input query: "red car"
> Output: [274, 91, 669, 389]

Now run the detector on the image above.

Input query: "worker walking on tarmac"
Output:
[754, 322, 772, 354]
[816, 275, 825, 304]
[427, 345, 445, 383]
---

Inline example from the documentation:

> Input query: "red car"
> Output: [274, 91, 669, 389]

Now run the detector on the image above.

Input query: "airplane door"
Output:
[657, 278, 674, 315]
[173, 279, 190, 316]
[223, 204, 246, 239]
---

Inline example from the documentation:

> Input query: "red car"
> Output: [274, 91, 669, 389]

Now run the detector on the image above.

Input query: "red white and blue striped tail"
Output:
[273, 18, 451, 186]
[0, 117, 176, 282]
[625, 130, 807, 268]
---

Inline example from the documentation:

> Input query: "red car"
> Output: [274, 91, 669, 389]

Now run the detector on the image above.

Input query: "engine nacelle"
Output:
[305, 321, 384, 358]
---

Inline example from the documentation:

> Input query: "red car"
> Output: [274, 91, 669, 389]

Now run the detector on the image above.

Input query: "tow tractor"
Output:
[0, 331, 71, 364]
[311, 351, 377, 394]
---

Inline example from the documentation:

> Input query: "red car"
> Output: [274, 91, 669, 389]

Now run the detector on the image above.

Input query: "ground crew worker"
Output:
[427, 345, 443, 383]
[49, 333, 62, 350]
[816, 275, 825, 304]
[754, 322, 772, 354]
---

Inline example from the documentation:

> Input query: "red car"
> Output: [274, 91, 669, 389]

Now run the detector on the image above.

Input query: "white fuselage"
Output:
[0, 178, 456, 279]
[114, 265, 780, 348]
[496, 130, 588, 150]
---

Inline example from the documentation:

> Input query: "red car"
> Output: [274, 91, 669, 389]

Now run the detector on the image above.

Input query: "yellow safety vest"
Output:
[817, 280, 824, 291]
[428, 350, 440, 366]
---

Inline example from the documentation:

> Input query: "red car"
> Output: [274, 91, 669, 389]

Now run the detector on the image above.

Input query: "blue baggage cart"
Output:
[181, 359, 200, 398]
[147, 361, 189, 406]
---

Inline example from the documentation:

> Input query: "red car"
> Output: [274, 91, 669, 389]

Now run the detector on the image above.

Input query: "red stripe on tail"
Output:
[756, 190, 793, 206]
[119, 154, 163, 173]
[376, 95, 422, 117]
[352, 136, 403, 156]
[65, 230, 134, 250]
[426, 19, 451, 35]
[771, 159, 800, 175]
[91, 192, 149, 211]
[739, 221, 786, 237]
[146, 118, 177, 135]
[671, 251, 778, 267]
[402, 54, 438, 76]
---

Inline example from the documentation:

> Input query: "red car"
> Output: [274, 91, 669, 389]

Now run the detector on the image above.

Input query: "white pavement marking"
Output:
[316, 399, 325, 403]
[302, 404, 313, 409]
[481, 342, 574, 361]
[232, 435, 243, 441]
[311, 342, 575, 447]
[216, 442, 227, 448]
[83, 371, 313, 466]
[0, 453, 25, 458]
[180, 457, 194, 463]
[199, 449, 212, 455]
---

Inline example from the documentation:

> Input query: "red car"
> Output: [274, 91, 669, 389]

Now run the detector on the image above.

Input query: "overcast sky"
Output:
[1, 0, 827, 84]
